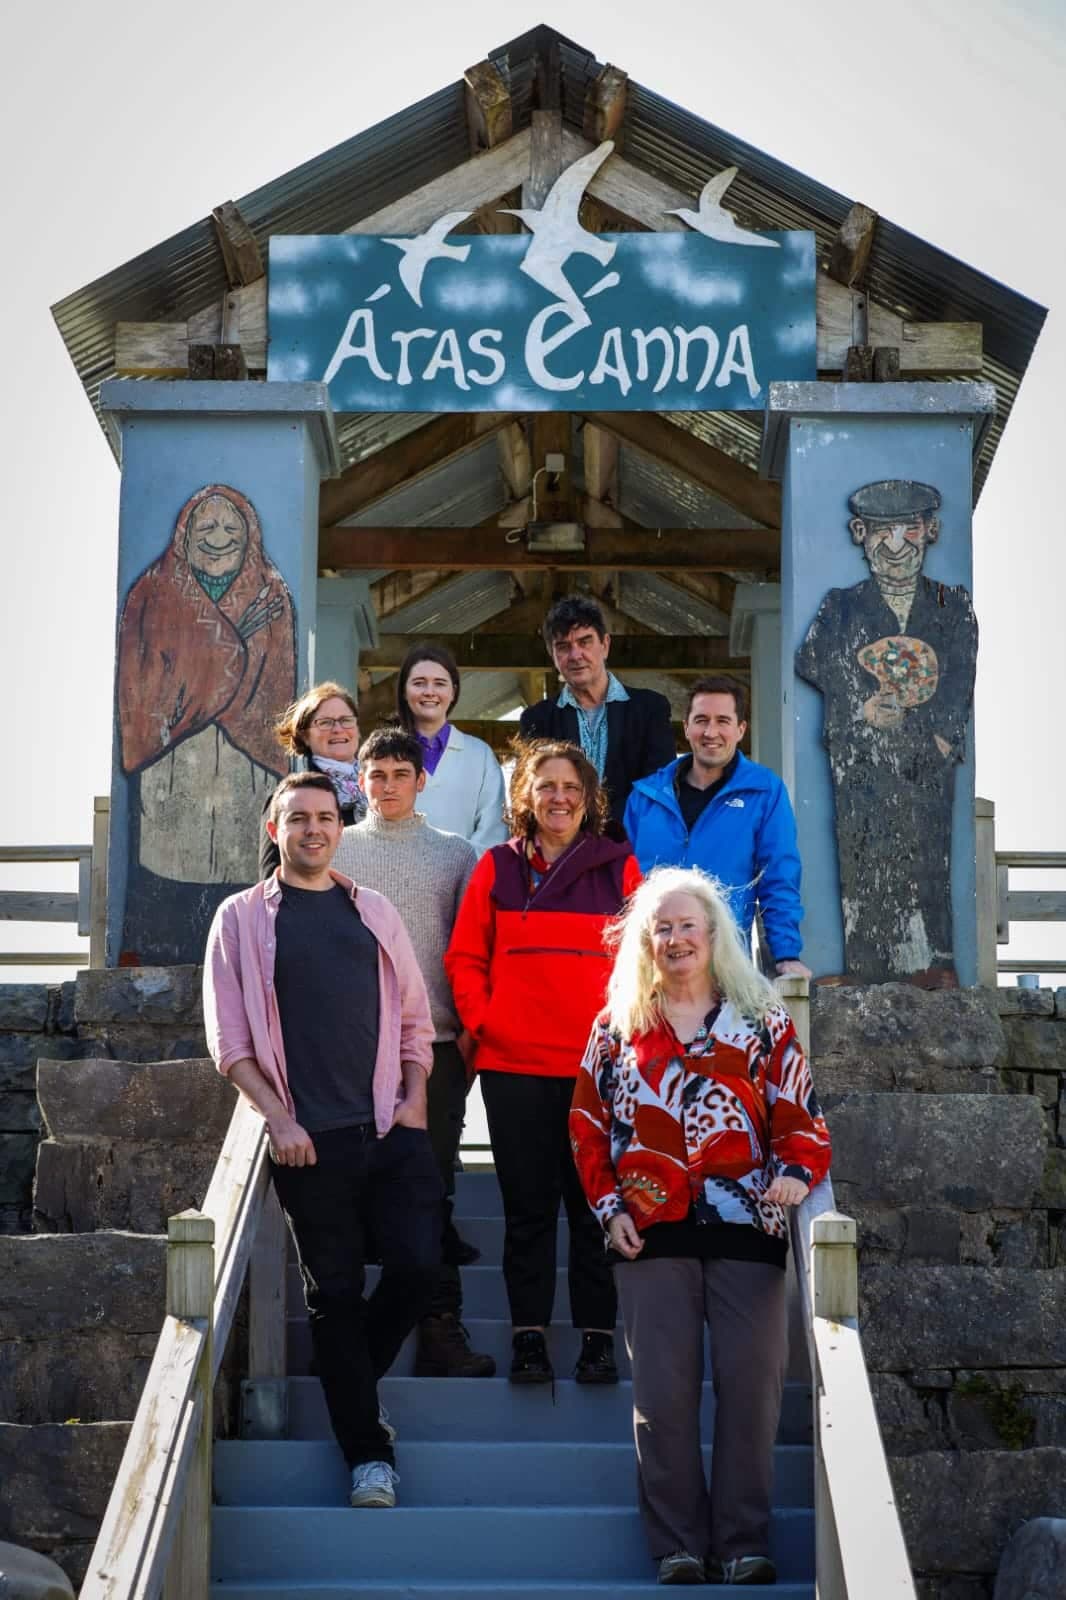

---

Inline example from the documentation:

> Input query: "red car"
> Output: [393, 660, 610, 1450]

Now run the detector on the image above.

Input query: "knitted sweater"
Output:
[333, 811, 476, 1041]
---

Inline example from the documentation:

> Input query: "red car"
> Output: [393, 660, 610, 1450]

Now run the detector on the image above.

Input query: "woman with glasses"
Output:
[258, 682, 367, 879]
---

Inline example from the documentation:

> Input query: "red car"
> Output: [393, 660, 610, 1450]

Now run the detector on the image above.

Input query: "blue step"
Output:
[286, 1376, 813, 1445]
[211, 1505, 814, 1583]
[286, 1314, 633, 1377]
[212, 1584, 815, 1598]
[452, 1171, 504, 1216]
[287, 1261, 574, 1320]
[215, 1438, 813, 1508]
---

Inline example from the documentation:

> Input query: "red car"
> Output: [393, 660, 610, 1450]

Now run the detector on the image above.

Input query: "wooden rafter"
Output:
[211, 201, 265, 288]
[361, 634, 746, 672]
[464, 60, 513, 154]
[319, 414, 510, 528]
[583, 65, 627, 145]
[318, 524, 779, 573]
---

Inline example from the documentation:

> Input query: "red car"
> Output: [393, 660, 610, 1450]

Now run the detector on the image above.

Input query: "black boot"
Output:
[575, 1330, 619, 1384]
[414, 1313, 496, 1377]
[509, 1328, 553, 1385]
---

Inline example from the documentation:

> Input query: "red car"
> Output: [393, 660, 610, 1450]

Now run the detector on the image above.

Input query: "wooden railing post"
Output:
[975, 796, 998, 987]
[811, 1212, 858, 1321]
[89, 795, 110, 968]
[775, 973, 810, 1054]
[163, 1210, 214, 1600]
[242, 1182, 289, 1438]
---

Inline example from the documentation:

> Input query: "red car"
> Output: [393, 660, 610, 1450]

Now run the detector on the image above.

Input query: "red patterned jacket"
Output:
[570, 1002, 831, 1244]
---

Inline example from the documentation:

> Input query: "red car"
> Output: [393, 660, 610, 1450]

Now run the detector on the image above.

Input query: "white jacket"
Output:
[418, 725, 508, 855]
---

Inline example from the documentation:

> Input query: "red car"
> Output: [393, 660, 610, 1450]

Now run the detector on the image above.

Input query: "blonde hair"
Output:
[605, 866, 779, 1038]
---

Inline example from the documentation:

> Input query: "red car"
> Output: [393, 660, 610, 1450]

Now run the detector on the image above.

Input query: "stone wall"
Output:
[813, 983, 1066, 1600]
[0, 968, 207, 1235]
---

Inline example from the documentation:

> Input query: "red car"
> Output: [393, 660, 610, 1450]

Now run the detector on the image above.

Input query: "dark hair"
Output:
[274, 681, 358, 757]
[685, 675, 748, 723]
[358, 726, 425, 776]
[268, 771, 340, 823]
[542, 596, 607, 651]
[507, 739, 609, 840]
[396, 643, 460, 732]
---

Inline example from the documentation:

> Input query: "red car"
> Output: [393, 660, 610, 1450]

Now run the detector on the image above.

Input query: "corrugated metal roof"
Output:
[52, 23, 1045, 511]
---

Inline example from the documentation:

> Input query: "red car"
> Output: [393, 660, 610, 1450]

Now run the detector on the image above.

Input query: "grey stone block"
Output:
[870, 1371, 947, 1454]
[891, 1448, 1066, 1574]
[54, 983, 75, 1034]
[1038, 1149, 1066, 1209]
[917, 1580, 992, 1600]
[0, 1095, 40, 1134]
[0, 1232, 164, 1340]
[1032, 1074, 1060, 1109]
[1007, 1021, 1066, 1075]
[0, 1423, 129, 1590]
[812, 984, 1006, 1079]
[829, 1092, 1046, 1210]
[910, 1369, 954, 1389]
[0, 1539, 75, 1597]
[74, 966, 203, 1025]
[33, 1139, 222, 1234]
[72, 1024, 208, 1063]
[994, 1517, 1066, 1598]
[0, 1038, 82, 1097]
[997, 987, 1056, 1018]
[36, 1058, 233, 1143]
[0, 1135, 36, 1207]
[1056, 989, 1066, 1020]
[861, 1267, 1066, 1370]
[0, 987, 49, 1032]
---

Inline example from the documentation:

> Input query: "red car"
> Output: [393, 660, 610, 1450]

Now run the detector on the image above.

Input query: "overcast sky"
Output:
[1, 0, 1062, 981]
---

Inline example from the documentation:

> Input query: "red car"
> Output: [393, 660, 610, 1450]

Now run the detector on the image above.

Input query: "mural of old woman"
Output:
[116, 483, 295, 960]
[795, 480, 977, 985]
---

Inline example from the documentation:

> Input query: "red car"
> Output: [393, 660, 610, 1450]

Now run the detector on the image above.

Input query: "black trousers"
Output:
[426, 1040, 468, 1318]
[271, 1122, 442, 1468]
[480, 1070, 616, 1331]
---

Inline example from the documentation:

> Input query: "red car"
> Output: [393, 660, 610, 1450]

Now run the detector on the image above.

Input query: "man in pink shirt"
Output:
[203, 771, 438, 1510]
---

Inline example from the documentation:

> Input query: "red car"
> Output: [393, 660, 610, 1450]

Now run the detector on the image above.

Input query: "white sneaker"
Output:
[350, 1461, 399, 1508]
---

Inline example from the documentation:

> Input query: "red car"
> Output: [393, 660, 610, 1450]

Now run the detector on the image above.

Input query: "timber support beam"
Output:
[361, 634, 747, 672]
[318, 525, 780, 573]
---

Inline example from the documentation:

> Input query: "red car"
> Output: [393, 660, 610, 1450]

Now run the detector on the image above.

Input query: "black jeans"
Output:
[480, 1070, 616, 1331]
[271, 1121, 442, 1468]
[426, 1041, 468, 1318]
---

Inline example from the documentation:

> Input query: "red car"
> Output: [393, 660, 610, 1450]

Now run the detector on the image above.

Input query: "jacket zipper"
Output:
[503, 946, 607, 958]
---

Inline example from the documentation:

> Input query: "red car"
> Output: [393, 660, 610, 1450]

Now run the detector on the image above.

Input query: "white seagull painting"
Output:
[500, 141, 618, 317]
[669, 167, 780, 249]
[382, 212, 473, 306]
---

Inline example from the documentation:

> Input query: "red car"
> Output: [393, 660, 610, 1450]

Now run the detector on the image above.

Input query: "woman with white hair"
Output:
[570, 867, 831, 1587]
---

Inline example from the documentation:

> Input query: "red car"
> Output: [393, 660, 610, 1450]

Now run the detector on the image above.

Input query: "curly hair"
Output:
[506, 739, 609, 840]
[274, 681, 358, 758]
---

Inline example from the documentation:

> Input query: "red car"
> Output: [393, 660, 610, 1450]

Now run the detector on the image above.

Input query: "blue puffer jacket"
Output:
[623, 753, 804, 959]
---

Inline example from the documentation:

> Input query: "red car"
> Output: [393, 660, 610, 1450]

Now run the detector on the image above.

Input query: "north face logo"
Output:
[725, 797, 745, 808]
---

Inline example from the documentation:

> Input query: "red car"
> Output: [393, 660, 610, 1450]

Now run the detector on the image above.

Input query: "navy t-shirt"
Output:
[273, 882, 380, 1132]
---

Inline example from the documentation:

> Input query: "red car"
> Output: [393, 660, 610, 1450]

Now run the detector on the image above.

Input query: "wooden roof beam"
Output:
[318, 524, 779, 573]
[464, 60, 513, 153]
[211, 201, 265, 288]
[583, 64, 628, 145]
[319, 413, 510, 528]
[582, 410, 782, 530]
[361, 634, 747, 672]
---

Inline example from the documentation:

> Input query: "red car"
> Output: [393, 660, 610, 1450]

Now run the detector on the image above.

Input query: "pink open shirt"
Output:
[202, 870, 434, 1137]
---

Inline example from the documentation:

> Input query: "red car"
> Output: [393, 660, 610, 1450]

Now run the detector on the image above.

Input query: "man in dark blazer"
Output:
[519, 596, 677, 823]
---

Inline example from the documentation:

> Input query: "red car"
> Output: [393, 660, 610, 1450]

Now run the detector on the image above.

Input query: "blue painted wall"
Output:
[100, 382, 336, 967]
[779, 410, 981, 984]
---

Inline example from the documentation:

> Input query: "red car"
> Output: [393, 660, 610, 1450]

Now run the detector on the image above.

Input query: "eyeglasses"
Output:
[310, 715, 358, 731]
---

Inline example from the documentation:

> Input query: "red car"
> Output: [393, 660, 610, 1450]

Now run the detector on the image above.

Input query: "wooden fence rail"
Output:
[976, 796, 1066, 981]
[0, 795, 109, 967]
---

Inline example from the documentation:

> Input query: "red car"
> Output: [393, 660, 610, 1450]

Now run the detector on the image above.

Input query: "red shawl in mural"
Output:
[117, 484, 295, 778]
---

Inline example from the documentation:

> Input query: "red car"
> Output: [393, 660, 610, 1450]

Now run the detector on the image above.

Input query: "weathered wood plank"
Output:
[1006, 890, 1066, 923]
[203, 1097, 272, 1376]
[583, 422, 619, 506]
[582, 409, 782, 529]
[319, 413, 510, 528]
[361, 634, 746, 671]
[525, 109, 563, 209]
[211, 200, 265, 288]
[90, 795, 109, 969]
[583, 64, 628, 145]
[320, 525, 779, 572]
[0, 890, 78, 923]
[464, 60, 512, 153]
[114, 322, 188, 379]
[828, 202, 878, 289]
[496, 420, 532, 501]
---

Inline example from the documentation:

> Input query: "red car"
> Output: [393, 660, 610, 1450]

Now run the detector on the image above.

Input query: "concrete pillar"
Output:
[99, 380, 340, 967]
[315, 575, 378, 691]
[761, 381, 996, 986]
[730, 584, 782, 775]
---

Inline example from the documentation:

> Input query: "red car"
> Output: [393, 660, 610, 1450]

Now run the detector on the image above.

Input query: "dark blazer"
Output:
[519, 686, 676, 823]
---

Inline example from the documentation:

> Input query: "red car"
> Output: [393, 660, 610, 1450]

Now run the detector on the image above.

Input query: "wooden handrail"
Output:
[82, 1094, 282, 1599]
[777, 977, 916, 1600]
[976, 797, 1066, 980]
[0, 795, 110, 967]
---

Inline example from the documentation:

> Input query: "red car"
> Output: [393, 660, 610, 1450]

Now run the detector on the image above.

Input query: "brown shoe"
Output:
[414, 1314, 496, 1377]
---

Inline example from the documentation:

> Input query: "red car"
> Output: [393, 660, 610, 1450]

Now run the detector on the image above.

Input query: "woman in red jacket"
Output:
[445, 740, 641, 1386]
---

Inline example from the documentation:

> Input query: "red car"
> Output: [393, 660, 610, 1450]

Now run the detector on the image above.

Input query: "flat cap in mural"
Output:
[848, 480, 942, 520]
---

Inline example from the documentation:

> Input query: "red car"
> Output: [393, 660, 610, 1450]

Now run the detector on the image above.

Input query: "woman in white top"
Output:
[396, 642, 508, 854]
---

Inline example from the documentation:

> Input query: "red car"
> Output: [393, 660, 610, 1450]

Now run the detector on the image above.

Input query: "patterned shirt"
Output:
[558, 672, 629, 779]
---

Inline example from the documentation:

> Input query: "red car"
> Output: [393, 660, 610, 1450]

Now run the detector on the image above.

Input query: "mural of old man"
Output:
[795, 480, 977, 985]
[116, 483, 296, 961]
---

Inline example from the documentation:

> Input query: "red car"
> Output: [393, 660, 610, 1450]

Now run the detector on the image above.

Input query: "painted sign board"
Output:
[267, 143, 816, 413]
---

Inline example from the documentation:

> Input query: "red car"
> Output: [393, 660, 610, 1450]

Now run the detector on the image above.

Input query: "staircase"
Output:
[211, 1169, 817, 1596]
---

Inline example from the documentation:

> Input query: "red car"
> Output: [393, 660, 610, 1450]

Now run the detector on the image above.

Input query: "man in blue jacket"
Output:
[624, 676, 811, 977]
